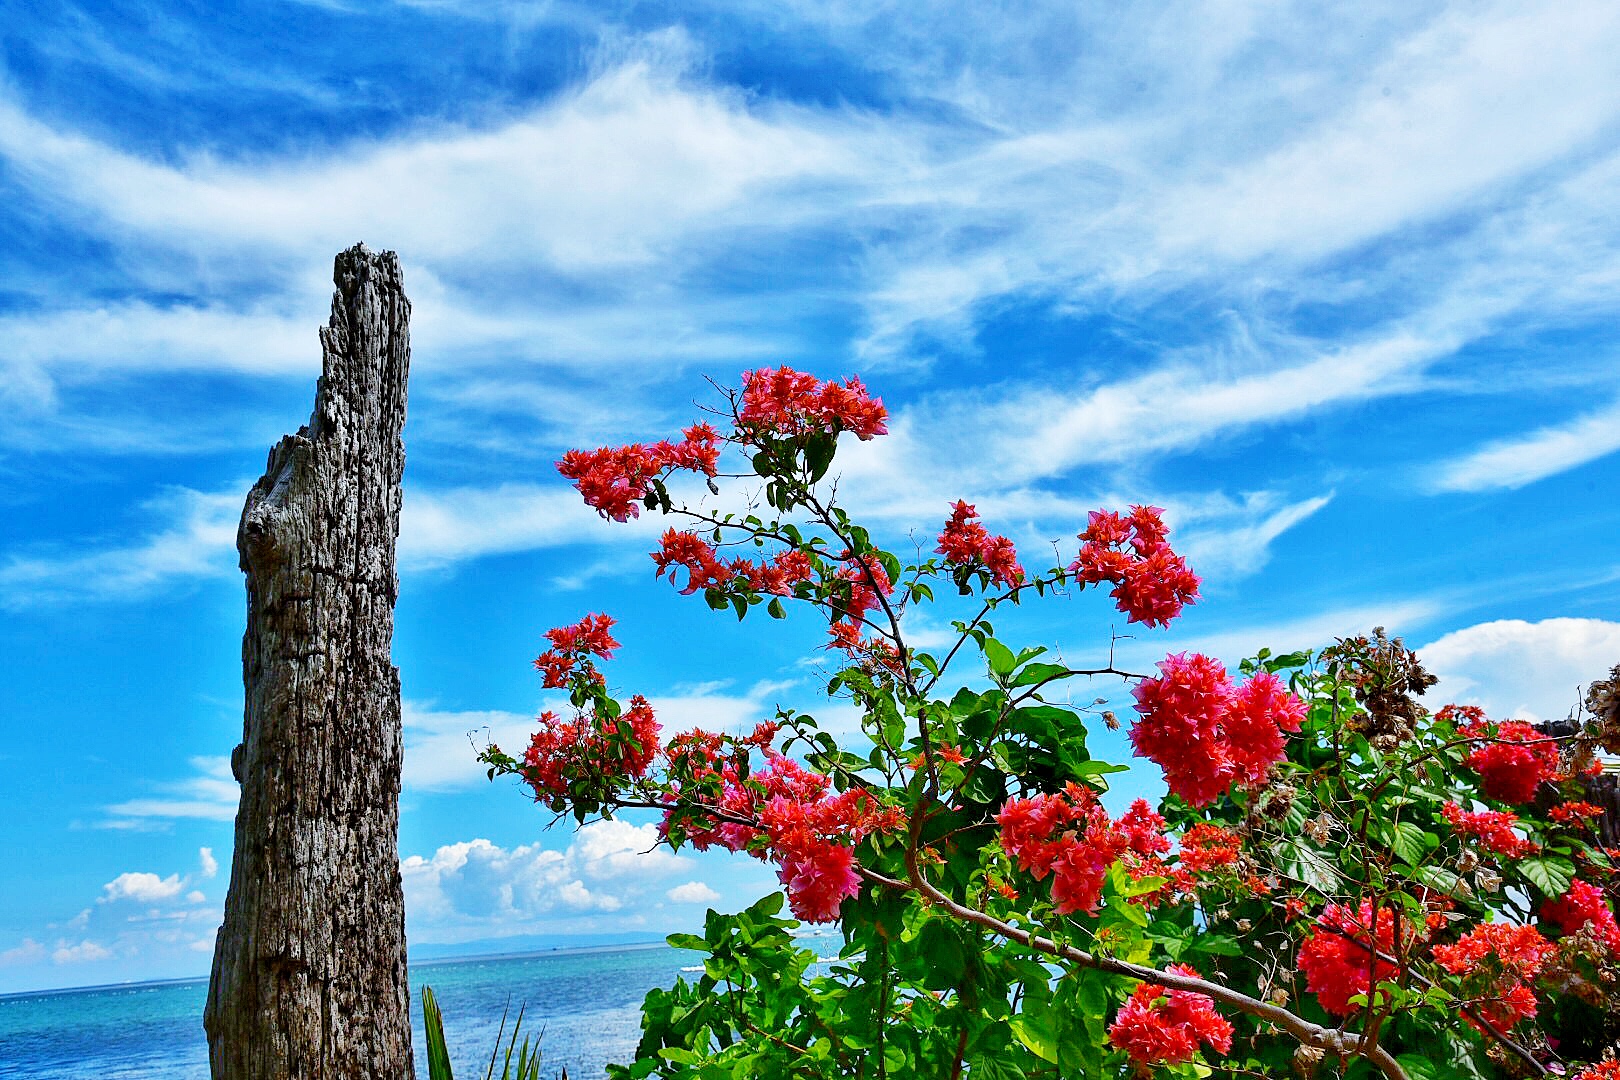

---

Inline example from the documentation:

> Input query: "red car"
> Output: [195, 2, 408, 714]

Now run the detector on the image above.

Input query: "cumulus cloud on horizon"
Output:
[1421, 617, 1620, 721]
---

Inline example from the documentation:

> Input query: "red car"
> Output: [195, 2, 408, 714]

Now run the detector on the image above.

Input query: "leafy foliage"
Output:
[482, 367, 1620, 1080]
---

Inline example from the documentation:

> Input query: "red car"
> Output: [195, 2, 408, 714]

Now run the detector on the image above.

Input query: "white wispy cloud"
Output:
[897, 326, 1455, 483]
[403, 703, 537, 793]
[1171, 493, 1335, 583]
[4, 4, 1618, 478]
[1, 302, 316, 382]
[0, 849, 227, 981]
[1427, 395, 1620, 492]
[0, 486, 240, 609]
[1152, 3, 1620, 265]
[0, 939, 46, 967]
[400, 483, 646, 570]
[0, 477, 647, 606]
[105, 756, 239, 825]
[0, 46, 871, 268]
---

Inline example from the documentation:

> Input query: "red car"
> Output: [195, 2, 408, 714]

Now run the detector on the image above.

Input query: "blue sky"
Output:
[2, 0, 1619, 995]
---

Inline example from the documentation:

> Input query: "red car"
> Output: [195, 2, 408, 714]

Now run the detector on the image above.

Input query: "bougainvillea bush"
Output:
[480, 367, 1620, 1080]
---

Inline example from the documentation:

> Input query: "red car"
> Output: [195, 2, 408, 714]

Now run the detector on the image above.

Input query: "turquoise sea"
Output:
[0, 944, 704, 1080]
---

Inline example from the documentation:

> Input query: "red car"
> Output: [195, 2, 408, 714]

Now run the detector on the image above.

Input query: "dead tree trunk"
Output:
[205, 244, 415, 1080]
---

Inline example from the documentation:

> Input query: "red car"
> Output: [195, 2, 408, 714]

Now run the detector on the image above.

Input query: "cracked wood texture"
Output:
[205, 245, 414, 1080]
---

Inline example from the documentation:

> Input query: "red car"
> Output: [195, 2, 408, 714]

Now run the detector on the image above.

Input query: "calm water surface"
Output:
[0, 944, 702, 1080]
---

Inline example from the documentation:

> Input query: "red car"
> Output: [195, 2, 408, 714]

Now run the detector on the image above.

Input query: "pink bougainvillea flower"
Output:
[1433, 921, 1555, 1033]
[1118, 799, 1172, 859]
[1445, 709, 1563, 804]
[833, 549, 893, 627]
[1221, 672, 1307, 788]
[936, 501, 1024, 587]
[559, 423, 720, 522]
[1128, 654, 1305, 807]
[1298, 902, 1402, 1016]
[1070, 506, 1199, 627]
[996, 785, 1143, 915]
[1543, 880, 1620, 951]
[1441, 802, 1538, 859]
[520, 694, 660, 802]
[1129, 652, 1235, 807]
[666, 750, 899, 924]
[1177, 823, 1244, 874]
[532, 613, 620, 688]
[1107, 963, 1233, 1065]
[1549, 801, 1605, 826]
[738, 366, 888, 442]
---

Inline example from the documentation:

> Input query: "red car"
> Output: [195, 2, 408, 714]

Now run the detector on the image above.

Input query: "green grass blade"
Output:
[420, 986, 455, 1080]
[482, 996, 512, 1080]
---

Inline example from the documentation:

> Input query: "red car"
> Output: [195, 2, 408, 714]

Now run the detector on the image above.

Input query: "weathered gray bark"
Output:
[206, 245, 414, 1080]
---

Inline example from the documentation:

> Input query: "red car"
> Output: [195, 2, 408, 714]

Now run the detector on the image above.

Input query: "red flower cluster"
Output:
[1298, 902, 1403, 1015]
[533, 613, 620, 688]
[1441, 802, 1538, 859]
[652, 529, 815, 597]
[1573, 1063, 1620, 1080]
[737, 366, 888, 442]
[936, 501, 1024, 587]
[1109, 800, 1206, 902]
[669, 751, 900, 923]
[1543, 880, 1620, 951]
[822, 620, 889, 662]
[1118, 799, 1172, 859]
[761, 786, 897, 922]
[1178, 823, 1244, 874]
[1448, 709, 1563, 804]
[1432, 922, 1555, 1033]
[521, 695, 659, 800]
[1107, 963, 1233, 1065]
[996, 783, 1154, 915]
[834, 550, 893, 627]
[1069, 506, 1200, 628]
[558, 423, 721, 522]
[1130, 655, 1306, 807]
[1550, 801, 1605, 826]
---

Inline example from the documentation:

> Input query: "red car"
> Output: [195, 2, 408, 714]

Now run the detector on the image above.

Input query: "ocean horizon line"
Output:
[0, 937, 684, 1003]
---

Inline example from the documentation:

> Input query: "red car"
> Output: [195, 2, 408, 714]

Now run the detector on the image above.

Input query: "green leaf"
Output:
[804, 432, 837, 482]
[1010, 662, 1068, 688]
[983, 637, 1016, 678]
[1520, 856, 1575, 897]
[766, 597, 786, 619]
[1008, 1012, 1058, 1063]
[1396, 1054, 1442, 1080]
[1390, 821, 1428, 866]
[1186, 934, 1243, 958]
